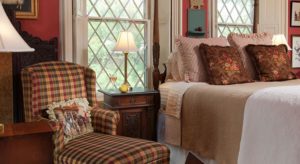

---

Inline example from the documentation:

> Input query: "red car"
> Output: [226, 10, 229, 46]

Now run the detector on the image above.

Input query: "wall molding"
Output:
[59, 0, 73, 62]
[285, 0, 289, 39]
[209, 0, 217, 37]
[258, 0, 288, 36]
[73, 0, 88, 66]
[171, 0, 182, 51]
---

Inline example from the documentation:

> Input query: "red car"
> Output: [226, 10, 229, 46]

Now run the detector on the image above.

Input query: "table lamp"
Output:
[272, 34, 292, 51]
[114, 31, 138, 93]
[0, 2, 34, 123]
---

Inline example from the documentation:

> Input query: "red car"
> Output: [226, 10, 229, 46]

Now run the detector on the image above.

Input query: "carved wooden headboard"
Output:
[4, 6, 58, 122]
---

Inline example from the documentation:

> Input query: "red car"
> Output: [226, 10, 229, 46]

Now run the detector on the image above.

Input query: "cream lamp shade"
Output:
[0, 2, 34, 52]
[114, 31, 138, 53]
[272, 34, 291, 51]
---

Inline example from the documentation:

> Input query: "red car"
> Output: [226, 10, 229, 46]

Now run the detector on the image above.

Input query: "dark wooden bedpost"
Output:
[153, 0, 160, 90]
[253, 0, 259, 33]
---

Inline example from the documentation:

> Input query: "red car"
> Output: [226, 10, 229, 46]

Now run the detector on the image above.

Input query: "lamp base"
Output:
[0, 123, 4, 134]
[119, 82, 132, 93]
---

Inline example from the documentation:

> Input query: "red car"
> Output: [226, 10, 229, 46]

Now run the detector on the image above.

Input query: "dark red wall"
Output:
[19, 0, 59, 40]
[288, 0, 300, 47]
[288, 0, 300, 73]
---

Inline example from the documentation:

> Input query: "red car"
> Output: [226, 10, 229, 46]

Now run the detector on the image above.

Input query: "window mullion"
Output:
[88, 16, 148, 24]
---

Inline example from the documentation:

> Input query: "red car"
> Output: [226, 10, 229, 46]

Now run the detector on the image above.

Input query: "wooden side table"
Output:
[99, 88, 159, 141]
[0, 121, 55, 164]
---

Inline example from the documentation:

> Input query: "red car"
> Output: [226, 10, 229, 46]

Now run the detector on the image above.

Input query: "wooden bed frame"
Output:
[152, 0, 166, 90]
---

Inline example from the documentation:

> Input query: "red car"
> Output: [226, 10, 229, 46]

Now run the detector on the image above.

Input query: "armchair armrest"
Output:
[91, 107, 120, 135]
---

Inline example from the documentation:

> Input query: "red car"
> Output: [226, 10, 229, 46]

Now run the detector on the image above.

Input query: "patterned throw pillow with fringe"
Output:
[47, 98, 94, 144]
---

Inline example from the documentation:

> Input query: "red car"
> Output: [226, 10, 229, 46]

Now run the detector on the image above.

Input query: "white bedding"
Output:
[159, 81, 300, 164]
[238, 85, 300, 164]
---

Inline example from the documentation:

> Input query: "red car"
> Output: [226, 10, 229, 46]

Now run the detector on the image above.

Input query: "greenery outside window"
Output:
[216, 0, 254, 37]
[87, 0, 149, 90]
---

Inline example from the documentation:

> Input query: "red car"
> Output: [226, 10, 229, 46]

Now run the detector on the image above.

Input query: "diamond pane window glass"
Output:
[87, 0, 148, 90]
[217, 0, 254, 37]
[87, 0, 145, 19]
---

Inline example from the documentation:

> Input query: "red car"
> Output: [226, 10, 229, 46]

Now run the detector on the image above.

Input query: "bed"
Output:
[152, 32, 300, 164]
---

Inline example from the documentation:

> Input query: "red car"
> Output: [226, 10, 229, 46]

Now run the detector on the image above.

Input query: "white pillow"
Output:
[166, 52, 186, 81]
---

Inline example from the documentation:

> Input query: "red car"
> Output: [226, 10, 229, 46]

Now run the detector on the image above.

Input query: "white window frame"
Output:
[209, 0, 254, 37]
[59, 0, 152, 99]
[86, 0, 151, 90]
[171, 0, 182, 52]
[208, 0, 289, 37]
[60, 0, 74, 62]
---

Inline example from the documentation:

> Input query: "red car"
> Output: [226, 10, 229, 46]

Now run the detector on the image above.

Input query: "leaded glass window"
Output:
[217, 0, 254, 37]
[87, 0, 148, 90]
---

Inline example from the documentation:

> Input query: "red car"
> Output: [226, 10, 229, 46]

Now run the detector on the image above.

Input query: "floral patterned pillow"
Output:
[200, 43, 253, 85]
[47, 98, 93, 143]
[245, 44, 296, 81]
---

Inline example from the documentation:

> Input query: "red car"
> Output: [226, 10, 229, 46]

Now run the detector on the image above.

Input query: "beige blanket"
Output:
[180, 79, 300, 164]
[160, 81, 203, 118]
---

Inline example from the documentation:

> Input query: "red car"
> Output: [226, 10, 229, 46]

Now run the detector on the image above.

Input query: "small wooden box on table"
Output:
[99, 88, 159, 140]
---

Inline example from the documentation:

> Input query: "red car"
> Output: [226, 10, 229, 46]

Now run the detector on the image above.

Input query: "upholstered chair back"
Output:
[21, 61, 97, 122]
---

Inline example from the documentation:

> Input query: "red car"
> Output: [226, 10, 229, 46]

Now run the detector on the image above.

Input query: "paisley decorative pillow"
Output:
[200, 43, 253, 85]
[47, 98, 93, 143]
[245, 44, 296, 81]
[227, 32, 273, 80]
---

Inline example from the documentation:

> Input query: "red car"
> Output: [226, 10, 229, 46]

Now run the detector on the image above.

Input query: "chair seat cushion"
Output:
[55, 133, 170, 164]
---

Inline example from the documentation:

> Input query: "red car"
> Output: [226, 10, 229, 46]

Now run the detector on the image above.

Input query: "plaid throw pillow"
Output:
[47, 98, 93, 143]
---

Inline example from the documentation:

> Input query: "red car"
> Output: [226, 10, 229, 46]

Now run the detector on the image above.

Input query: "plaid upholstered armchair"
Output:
[21, 61, 170, 163]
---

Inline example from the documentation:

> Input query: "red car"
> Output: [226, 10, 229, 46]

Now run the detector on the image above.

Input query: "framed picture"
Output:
[15, 0, 38, 19]
[291, 35, 300, 68]
[290, 1, 300, 27]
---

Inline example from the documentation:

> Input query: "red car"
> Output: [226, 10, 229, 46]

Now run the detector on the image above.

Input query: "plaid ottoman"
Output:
[55, 133, 170, 164]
